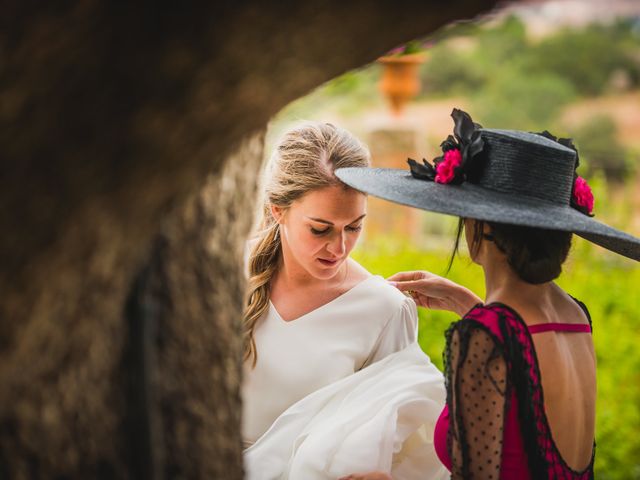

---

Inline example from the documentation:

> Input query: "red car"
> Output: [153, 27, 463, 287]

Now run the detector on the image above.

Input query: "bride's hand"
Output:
[338, 473, 392, 480]
[388, 270, 482, 317]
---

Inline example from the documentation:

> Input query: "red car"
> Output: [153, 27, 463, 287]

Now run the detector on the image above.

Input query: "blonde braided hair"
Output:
[244, 122, 370, 366]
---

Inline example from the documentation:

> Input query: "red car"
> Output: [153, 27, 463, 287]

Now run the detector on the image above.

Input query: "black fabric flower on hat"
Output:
[534, 130, 595, 217]
[408, 108, 485, 185]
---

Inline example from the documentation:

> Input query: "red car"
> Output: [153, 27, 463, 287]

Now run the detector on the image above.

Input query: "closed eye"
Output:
[310, 226, 330, 236]
[310, 223, 363, 236]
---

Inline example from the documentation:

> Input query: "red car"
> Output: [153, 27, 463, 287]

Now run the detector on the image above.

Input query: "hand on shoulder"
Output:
[339, 472, 393, 480]
[388, 270, 482, 317]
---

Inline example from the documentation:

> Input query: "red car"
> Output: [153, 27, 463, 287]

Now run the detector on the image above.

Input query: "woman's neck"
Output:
[276, 248, 348, 292]
[482, 257, 554, 310]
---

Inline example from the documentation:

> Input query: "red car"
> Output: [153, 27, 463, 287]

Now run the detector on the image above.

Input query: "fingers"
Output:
[406, 290, 431, 308]
[390, 279, 430, 293]
[387, 271, 425, 282]
[416, 292, 431, 309]
[404, 282, 475, 312]
[389, 272, 482, 314]
[339, 474, 392, 480]
[395, 278, 446, 309]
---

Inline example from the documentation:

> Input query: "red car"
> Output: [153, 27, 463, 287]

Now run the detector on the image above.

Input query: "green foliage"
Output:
[472, 69, 576, 130]
[475, 14, 528, 65]
[421, 16, 640, 132]
[401, 40, 425, 55]
[557, 241, 640, 480]
[524, 23, 640, 96]
[421, 15, 530, 98]
[323, 69, 376, 97]
[352, 229, 640, 479]
[277, 66, 382, 119]
[570, 114, 630, 181]
[421, 46, 485, 96]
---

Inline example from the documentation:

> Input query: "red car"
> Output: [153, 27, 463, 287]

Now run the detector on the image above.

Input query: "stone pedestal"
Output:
[365, 127, 422, 242]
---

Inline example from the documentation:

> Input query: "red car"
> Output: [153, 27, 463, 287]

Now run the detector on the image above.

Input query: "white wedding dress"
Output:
[242, 275, 447, 480]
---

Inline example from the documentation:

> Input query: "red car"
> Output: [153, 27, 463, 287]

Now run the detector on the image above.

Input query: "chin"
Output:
[311, 268, 340, 280]
[310, 261, 344, 280]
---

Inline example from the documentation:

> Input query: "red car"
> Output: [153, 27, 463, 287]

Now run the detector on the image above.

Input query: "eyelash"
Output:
[310, 225, 362, 236]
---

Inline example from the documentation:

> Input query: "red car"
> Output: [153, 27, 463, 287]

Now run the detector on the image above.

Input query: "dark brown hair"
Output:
[449, 218, 572, 284]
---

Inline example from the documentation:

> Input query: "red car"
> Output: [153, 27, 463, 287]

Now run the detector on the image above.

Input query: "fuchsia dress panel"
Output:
[433, 302, 594, 479]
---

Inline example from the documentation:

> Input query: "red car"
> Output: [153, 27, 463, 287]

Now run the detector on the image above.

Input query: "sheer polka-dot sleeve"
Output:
[446, 322, 508, 480]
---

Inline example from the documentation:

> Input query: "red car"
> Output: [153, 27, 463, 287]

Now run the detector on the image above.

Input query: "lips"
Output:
[317, 257, 340, 267]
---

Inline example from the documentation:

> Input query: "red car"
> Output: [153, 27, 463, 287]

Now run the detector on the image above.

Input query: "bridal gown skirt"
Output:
[244, 342, 448, 480]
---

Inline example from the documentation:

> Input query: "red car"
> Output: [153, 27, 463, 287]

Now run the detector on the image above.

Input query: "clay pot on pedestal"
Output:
[378, 53, 426, 115]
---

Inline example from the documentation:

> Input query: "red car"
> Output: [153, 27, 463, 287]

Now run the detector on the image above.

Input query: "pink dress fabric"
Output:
[433, 302, 594, 479]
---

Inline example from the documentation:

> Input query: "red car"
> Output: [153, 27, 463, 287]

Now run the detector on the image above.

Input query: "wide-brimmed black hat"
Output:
[336, 109, 640, 261]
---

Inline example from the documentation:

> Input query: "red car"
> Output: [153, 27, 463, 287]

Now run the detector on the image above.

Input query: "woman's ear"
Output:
[464, 218, 486, 262]
[270, 204, 285, 224]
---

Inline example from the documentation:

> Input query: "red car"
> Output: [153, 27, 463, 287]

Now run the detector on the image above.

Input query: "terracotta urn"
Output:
[378, 53, 426, 115]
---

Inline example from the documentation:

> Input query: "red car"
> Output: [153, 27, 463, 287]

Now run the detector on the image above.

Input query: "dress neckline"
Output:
[269, 275, 381, 324]
[479, 300, 592, 335]
[483, 301, 596, 475]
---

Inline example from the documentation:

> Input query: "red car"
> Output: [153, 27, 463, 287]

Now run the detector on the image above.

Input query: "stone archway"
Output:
[0, 2, 498, 477]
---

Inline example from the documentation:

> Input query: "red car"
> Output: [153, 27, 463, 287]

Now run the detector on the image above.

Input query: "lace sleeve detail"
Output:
[446, 321, 508, 479]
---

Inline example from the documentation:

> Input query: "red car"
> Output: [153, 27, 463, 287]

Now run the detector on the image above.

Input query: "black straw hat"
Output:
[336, 109, 640, 261]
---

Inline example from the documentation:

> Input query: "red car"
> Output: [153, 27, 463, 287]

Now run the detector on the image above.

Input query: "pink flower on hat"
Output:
[573, 176, 594, 214]
[435, 148, 462, 184]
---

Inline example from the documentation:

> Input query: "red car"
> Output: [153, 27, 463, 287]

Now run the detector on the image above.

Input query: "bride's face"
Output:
[273, 185, 367, 280]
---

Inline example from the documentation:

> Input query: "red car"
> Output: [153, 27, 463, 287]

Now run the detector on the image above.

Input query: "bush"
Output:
[472, 69, 576, 130]
[421, 15, 528, 97]
[570, 114, 630, 181]
[474, 14, 528, 65]
[523, 23, 640, 96]
[421, 17, 640, 102]
[421, 45, 485, 96]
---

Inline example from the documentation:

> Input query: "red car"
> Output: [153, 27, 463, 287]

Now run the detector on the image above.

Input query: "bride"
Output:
[242, 122, 478, 479]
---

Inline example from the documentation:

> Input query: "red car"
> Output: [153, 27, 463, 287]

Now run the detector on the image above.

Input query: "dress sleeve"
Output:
[361, 295, 418, 368]
[446, 320, 508, 480]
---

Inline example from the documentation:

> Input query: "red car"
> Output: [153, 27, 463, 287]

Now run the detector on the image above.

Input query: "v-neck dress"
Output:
[242, 275, 448, 480]
[243, 275, 418, 444]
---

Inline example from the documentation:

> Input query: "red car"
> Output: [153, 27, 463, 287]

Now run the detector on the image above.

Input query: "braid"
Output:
[242, 121, 370, 367]
[243, 212, 281, 367]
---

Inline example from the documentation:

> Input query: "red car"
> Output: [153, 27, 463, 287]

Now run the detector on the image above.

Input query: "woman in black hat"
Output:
[336, 109, 640, 479]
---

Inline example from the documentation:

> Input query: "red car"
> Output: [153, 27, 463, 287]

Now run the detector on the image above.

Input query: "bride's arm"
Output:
[388, 270, 481, 317]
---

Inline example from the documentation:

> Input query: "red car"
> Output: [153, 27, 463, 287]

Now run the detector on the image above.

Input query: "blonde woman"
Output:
[242, 122, 478, 480]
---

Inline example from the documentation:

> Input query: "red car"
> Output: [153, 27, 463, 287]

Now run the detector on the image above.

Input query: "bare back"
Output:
[506, 287, 596, 471]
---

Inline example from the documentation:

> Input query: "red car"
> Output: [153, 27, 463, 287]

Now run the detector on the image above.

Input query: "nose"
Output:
[326, 230, 346, 258]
